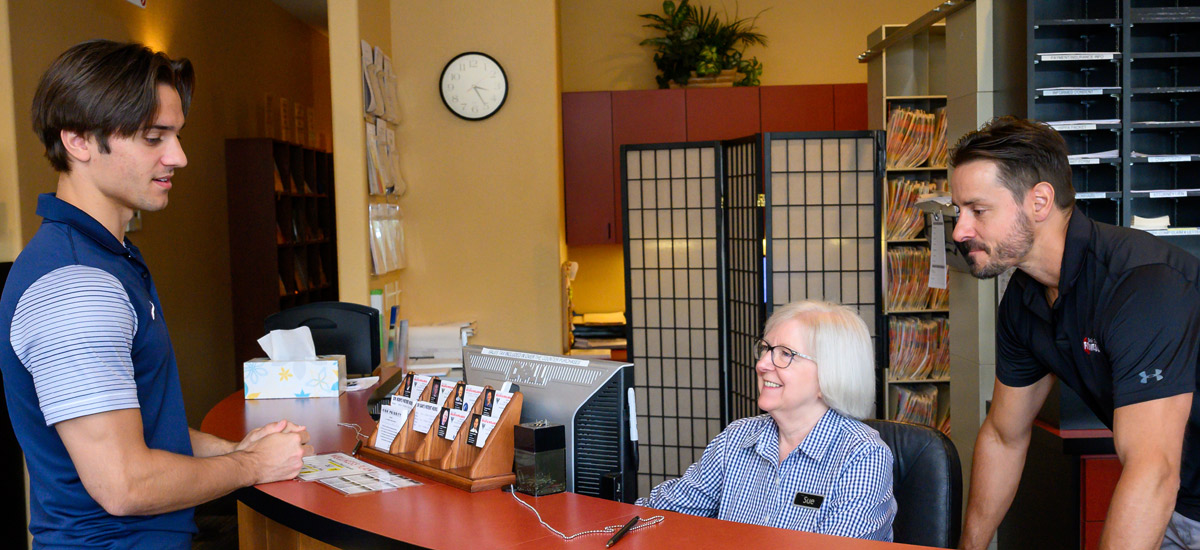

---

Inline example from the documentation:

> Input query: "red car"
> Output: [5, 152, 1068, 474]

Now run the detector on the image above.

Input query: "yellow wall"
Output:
[561, 0, 939, 92]
[0, 0, 19, 262]
[6, 0, 331, 424]
[389, 0, 566, 353]
[569, 244, 626, 314]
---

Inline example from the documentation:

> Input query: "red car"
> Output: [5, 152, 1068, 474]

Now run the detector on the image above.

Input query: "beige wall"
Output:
[6, 0, 331, 424]
[389, 0, 566, 353]
[561, 0, 939, 92]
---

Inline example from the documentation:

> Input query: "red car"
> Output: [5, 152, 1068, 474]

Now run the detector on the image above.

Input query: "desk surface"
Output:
[202, 389, 933, 550]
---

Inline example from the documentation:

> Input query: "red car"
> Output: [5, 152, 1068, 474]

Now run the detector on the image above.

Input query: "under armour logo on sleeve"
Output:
[1139, 369, 1164, 384]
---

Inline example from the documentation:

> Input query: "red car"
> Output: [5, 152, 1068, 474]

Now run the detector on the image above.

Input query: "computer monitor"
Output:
[264, 302, 380, 377]
[462, 345, 637, 503]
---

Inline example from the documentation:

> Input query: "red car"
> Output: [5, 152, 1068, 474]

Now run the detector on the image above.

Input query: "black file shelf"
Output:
[1029, 0, 1200, 256]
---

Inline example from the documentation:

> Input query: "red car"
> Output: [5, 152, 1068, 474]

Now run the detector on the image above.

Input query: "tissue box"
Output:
[243, 355, 346, 399]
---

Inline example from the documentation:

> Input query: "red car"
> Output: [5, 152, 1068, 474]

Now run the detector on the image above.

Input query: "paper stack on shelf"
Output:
[930, 108, 949, 167]
[886, 107, 937, 169]
[886, 247, 931, 311]
[889, 316, 950, 380]
[407, 322, 476, 376]
[893, 384, 938, 428]
[570, 311, 627, 350]
[886, 178, 941, 240]
[1132, 215, 1171, 230]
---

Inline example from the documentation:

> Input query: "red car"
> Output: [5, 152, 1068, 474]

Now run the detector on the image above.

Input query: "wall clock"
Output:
[439, 52, 508, 121]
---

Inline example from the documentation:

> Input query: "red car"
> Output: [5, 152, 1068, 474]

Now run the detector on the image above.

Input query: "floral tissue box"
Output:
[243, 355, 346, 399]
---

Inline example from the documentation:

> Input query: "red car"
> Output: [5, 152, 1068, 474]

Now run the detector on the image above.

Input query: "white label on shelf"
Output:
[1148, 228, 1200, 236]
[1149, 190, 1190, 198]
[1042, 88, 1105, 96]
[1148, 155, 1192, 163]
[1040, 53, 1115, 61]
[1075, 192, 1110, 200]
[928, 213, 947, 290]
[1051, 123, 1097, 131]
[1069, 158, 1101, 165]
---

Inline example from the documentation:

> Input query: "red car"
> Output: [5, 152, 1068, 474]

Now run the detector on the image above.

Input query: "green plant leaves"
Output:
[637, 0, 767, 88]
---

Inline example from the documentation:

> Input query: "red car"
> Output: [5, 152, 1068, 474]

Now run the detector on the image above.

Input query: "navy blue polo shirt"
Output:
[997, 211, 1200, 520]
[0, 194, 194, 548]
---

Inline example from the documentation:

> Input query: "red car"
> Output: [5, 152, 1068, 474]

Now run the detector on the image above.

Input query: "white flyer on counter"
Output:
[412, 401, 442, 433]
[372, 404, 409, 452]
[299, 452, 386, 481]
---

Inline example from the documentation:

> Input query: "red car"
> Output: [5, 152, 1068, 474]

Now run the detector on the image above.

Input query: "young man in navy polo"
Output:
[951, 117, 1200, 550]
[0, 40, 313, 549]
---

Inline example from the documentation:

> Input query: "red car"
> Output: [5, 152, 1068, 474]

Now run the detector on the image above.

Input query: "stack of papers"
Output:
[571, 312, 626, 350]
[407, 321, 476, 376]
[1132, 215, 1171, 230]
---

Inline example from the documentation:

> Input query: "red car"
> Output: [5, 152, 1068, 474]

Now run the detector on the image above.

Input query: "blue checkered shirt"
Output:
[635, 409, 896, 541]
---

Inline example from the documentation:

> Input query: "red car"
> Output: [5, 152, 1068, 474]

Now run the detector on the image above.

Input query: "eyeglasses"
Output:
[754, 340, 817, 369]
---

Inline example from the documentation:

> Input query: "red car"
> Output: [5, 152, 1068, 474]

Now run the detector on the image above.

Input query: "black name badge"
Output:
[794, 492, 824, 509]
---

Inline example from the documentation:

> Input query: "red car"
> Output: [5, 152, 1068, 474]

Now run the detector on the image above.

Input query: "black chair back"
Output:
[265, 301, 381, 376]
[864, 419, 962, 548]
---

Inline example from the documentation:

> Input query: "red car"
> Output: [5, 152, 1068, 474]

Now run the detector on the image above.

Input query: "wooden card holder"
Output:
[362, 381, 523, 492]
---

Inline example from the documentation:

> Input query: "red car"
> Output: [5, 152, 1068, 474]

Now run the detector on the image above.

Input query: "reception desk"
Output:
[201, 388, 934, 549]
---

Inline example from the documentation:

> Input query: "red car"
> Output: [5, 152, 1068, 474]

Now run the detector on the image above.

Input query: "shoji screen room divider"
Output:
[622, 131, 884, 497]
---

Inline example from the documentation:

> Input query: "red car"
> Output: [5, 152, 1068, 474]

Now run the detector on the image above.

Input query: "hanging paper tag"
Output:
[929, 212, 948, 290]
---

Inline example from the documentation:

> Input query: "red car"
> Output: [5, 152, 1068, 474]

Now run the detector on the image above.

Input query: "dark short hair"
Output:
[949, 116, 1074, 210]
[31, 40, 194, 173]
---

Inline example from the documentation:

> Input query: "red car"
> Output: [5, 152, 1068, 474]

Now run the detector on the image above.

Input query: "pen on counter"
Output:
[606, 516, 639, 548]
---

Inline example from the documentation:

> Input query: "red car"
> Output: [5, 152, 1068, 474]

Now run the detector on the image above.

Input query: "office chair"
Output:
[264, 302, 381, 377]
[864, 419, 962, 548]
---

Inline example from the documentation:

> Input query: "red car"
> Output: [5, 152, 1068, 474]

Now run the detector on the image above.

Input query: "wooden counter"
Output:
[202, 388, 935, 550]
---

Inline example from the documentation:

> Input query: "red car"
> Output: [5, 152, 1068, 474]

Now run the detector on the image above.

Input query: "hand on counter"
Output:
[237, 420, 315, 484]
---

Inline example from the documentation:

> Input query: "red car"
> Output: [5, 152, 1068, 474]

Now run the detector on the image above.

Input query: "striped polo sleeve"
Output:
[10, 265, 139, 426]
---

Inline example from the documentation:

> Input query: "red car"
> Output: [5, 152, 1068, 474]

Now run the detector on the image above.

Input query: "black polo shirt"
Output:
[997, 211, 1200, 520]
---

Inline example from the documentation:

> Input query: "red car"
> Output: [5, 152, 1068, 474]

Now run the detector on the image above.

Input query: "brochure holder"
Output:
[362, 382, 522, 492]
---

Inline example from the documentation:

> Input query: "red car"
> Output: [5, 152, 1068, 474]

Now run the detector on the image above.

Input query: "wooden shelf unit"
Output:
[226, 138, 338, 369]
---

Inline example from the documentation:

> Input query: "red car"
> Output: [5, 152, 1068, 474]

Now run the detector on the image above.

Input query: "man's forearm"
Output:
[189, 428, 236, 458]
[960, 421, 1031, 550]
[1099, 456, 1178, 550]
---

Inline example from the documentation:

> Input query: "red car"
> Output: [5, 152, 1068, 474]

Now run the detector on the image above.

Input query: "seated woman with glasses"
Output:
[635, 300, 896, 541]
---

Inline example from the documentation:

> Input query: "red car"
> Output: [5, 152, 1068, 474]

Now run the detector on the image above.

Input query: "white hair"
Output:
[762, 300, 876, 419]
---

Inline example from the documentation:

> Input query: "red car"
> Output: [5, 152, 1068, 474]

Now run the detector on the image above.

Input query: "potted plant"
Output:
[638, 0, 767, 88]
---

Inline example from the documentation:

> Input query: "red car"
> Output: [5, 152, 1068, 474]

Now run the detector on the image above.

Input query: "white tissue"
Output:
[257, 327, 318, 361]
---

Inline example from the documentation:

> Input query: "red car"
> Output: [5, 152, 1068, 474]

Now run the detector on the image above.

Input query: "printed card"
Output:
[373, 403, 409, 452]
[474, 415, 499, 448]
[444, 409, 470, 440]
[412, 401, 442, 434]
[461, 384, 484, 411]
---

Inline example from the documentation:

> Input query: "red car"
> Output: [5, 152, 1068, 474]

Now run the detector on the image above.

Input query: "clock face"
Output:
[440, 52, 508, 121]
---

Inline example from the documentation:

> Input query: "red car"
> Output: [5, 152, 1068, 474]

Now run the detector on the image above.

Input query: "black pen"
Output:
[606, 516, 639, 548]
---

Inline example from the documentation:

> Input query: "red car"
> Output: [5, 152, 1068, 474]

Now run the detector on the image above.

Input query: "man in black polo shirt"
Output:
[951, 117, 1200, 550]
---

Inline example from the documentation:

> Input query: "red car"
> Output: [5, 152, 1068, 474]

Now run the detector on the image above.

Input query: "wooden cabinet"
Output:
[226, 138, 338, 367]
[563, 92, 615, 245]
[563, 84, 866, 246]
[1081, 456, 1121, 549]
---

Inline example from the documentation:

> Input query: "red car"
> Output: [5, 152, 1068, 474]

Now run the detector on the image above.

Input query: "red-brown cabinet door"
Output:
[611, 89, 687, 244]
[760, 84, 834, 133]
[563, 91, 615, 245]
[685, 87, 761, 142]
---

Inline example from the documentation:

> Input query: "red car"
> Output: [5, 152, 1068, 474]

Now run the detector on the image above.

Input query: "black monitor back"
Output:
[264, 302, 380, 376]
